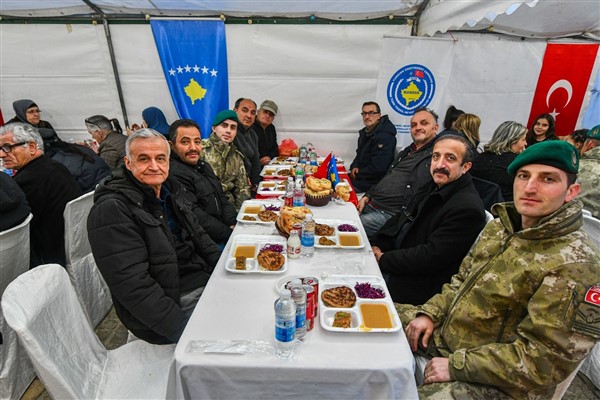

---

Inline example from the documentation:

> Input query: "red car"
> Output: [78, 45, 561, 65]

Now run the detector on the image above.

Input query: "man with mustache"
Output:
[168, 119, 237, 246]
[371, 134, 486, 304]
[233, 98, 262, 189]
[397, 140, 599, 399]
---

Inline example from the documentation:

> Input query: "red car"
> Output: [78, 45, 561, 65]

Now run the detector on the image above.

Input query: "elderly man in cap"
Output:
[253, 100, 279, 165]
[201, 110, 251, 210]
[0, 123, 81, 267]
[88, 129, 221, 344]
[397, 140, 600, 399]
[577, 124, 600, 217]
[233, 97, 262, 188]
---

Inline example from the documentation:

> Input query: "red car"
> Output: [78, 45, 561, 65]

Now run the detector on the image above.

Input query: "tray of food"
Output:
[317, 156, 344, 165]
[236, 199, 283, 224]
[269, 156, 298, 165]
[257, 180, 288, 196]
[260, 165, 295, 179]
[313, 219, 364, 249]
[319, 275, 401, 333]
[225, 235, 287, 274]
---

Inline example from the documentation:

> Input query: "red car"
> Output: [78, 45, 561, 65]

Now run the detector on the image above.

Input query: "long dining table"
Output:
[169, 199, 418, 399]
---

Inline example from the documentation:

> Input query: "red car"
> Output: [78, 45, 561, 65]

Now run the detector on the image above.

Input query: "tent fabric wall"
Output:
[0, 23, 410, 162]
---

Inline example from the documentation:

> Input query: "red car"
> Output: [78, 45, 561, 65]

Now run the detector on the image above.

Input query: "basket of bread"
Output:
[304, 176, 333, 206]
[275, 205, 313, 237]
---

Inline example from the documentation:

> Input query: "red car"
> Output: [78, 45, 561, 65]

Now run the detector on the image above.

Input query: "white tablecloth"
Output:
[171, 202, 418, 399]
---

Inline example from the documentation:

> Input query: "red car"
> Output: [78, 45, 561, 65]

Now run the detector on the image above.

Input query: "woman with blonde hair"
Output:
[452, 113, 481, 149]
[470, 121, 528, 201]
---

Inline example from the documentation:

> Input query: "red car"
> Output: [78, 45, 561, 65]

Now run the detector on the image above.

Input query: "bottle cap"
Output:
[280, 289, 291, 298]
[290, 279, 302, 287]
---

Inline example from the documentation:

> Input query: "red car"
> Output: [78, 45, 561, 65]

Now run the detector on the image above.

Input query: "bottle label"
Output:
[301, 233, 314, 247]
[276, 317, 295, 343]
[295, 309, 306, 329]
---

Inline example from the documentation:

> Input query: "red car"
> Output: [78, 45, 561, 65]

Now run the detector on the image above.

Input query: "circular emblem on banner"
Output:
[387, 64, 436, 116]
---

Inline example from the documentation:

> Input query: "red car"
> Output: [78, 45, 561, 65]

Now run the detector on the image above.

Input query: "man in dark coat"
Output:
[350, 101, 397, 192]
[168, 119, 237, 245]
[371, 135, 486, 304]
[233, 97, 262, 188]
[88, 129, 221, 344]
[253, 100, 279, 165]
[0, 171, 30, 231]
[0, 123, 82, 267]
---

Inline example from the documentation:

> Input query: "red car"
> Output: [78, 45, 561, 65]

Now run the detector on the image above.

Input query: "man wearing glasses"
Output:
[0, 123, 81, 267]
[349, 102, 397, 193]
[7, 99, 55, 130]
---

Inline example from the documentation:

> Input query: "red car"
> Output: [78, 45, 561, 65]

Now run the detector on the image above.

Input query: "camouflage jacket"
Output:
[414, 200, 600, 399]
[578, 146, 600, 218]
[201, 133, 251, 210]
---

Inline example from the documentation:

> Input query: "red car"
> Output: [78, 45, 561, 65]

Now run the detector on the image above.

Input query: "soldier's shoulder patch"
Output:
[571, 284, 600, 339]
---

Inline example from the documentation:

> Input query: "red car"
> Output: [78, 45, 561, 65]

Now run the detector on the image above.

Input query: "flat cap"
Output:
[212, 110, 239, 126]
[507, 140, 579, 176]
[260, 100, 278, 115]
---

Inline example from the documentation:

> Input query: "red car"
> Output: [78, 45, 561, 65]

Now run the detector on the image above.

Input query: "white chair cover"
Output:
[580, 342, 600, 390]
[0, 214, 35, 400]
[484, 210, 494, 222]
[64, 191, 112, 326]
[1, 264, 175, 399]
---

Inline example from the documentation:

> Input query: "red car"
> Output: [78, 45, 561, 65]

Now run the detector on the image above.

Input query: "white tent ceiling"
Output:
[1, 1, 599, 39]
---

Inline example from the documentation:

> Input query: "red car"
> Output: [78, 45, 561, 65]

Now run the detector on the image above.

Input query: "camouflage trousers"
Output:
[396, 303, 513, 400]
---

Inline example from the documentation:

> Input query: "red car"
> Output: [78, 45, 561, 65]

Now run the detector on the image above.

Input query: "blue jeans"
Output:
[360, 204, 394, 239]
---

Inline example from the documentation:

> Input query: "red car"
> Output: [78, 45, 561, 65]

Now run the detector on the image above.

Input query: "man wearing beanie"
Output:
[201, 110, 251, 210]
[397, 140, 600, 399]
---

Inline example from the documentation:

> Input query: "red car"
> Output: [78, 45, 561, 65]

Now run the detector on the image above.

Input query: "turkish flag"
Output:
[584, 285, 600, 306]
[527, 43, 599, 136]
[313, 152, 332, 179]
[0, 107, 4, 126]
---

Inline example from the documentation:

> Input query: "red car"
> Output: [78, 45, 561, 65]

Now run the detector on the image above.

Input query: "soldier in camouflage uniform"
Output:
[201, 110, 251, 210]
[577, 124, 600, 217]
[397, 140, 600, 399]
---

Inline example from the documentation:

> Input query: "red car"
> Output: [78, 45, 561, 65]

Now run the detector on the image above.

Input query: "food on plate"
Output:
[335, 185, 351, 202]
[337, 224, 359, 232]
[264, 169, 276, 176]
[354, 282, 385, 299]
[276, 205, 312, 236]
[304, 176, 333, 196]
[264, 204, 281, 211]
[333, 311, 352, 328]
[277, 155, 287, 161]
[321, 286, 356, 308]
[339, 234, 361, 247]
[235, 245, 256, 258]
[257, 250, 285, 271]
[235, 256, 247, 270]
[315, 223, 335, 236]
[360, 303, 393, 328]
[243, 205, 262, 214]
[260, 243, 284, 253]
[242, 215, 257, 221]
[318, 237, 336, 246]
[258, 210, 278, 222]
[278, 168, 293, 177]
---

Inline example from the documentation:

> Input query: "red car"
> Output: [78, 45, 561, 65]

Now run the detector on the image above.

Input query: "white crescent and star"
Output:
[545, 79, 573, 120]
[590, 292, 600, 303]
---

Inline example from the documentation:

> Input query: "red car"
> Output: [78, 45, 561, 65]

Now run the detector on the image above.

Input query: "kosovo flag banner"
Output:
[328, 155, 340, 187]
[150, 19, 228, 138]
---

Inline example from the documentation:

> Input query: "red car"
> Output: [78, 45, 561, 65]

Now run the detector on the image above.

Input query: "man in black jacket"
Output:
[88, 129, 221, 344]
[233, 97, 262, 188]
[371, 135, 486, 305]
[168, 119, 237, 245]
[350, 101, 397, 192]
[0, 123, 82, 267]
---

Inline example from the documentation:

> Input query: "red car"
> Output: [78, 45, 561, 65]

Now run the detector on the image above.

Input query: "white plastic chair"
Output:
[0, 214, 35, 400]
[484, 210, 494, 222]
[582, 213, 600, 250]
[1, 264, 175, 400]
[64, 191, 112, 326]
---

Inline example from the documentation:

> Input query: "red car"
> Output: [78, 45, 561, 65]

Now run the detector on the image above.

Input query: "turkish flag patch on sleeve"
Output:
[584, 285, 600, 306]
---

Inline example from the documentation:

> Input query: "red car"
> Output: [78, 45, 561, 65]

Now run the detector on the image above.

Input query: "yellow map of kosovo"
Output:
[184, 78, 207, 104]
[401, 82, 422, 106]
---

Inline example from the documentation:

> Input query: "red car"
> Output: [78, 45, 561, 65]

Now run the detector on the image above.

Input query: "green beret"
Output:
[212, 110, 239, 127]
[507, 140, 579, 176]
[586, 124, 600, 140]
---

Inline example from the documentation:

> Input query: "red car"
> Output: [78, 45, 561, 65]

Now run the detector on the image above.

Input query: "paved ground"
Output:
[21, 307, 600, 399]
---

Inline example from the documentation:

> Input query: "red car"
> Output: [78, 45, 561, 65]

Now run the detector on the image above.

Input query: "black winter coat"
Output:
[350, 115, 397, 192]
[470, 151, 517, 202]
[14, 156, 82, 267]
[0, 171, 30, 231]
[169, 154, 237, 244]
[371, 173, 486, 305]
[88, 167, 221, 344]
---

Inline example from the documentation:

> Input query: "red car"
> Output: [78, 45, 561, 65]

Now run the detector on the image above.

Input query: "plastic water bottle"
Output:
[274, 289, 296, 359]
[295, 164, 304, 181]
[309, 151, 318, 166]
[290, 279, 307, 340]
[301, 214, 315, 257]
[284, 177, 294, 207]
[293, 180, 304, 207]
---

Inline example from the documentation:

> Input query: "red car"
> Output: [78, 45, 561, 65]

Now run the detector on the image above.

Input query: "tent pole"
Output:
[82, 0, 129, 127]
[411, 0, 431, 36]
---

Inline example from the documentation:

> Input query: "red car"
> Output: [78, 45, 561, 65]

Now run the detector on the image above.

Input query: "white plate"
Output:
[225, 235, 288, 274]
[318, 275, 401, 333]
[260, 165, 295, 179]
[313, 219, 364, 249]
[317, 156, 344, 165]
[236, 199, 283, 224]
[257, 180, 288, 196]
[335, 179, 353, 192]
[269, 157, 298, 165]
